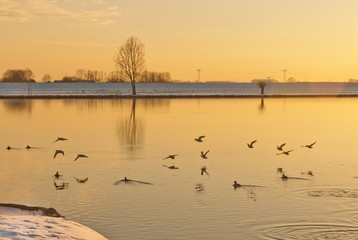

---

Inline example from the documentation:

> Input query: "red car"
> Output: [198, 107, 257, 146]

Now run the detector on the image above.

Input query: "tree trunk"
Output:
[131, 81, 136, 95]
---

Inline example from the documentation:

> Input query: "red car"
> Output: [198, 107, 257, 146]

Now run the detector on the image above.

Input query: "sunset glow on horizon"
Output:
[1, 0, 358, 82]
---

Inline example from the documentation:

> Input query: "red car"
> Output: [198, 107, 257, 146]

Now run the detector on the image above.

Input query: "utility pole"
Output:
[197, 69, 201, 83]
[282, 69, 287, 82]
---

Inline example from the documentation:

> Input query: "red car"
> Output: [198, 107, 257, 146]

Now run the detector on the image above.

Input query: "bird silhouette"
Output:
[53, 150, 64, 159]
[233, 181, 241, 188]
[194, 136, 205, 142]
[281, 174, 288, 180]
[276, 143, 286, 151]
[201, 166, 209, 175]
[163, 154, 178, 160]
[302, 141, 316, 148]
[113, 177, 152, 185]
[276, 149, 294, 155]
[247, 140, 257, 148]
[53, 137, 68, 143]
[200, 150, 210, 159]
[74, 154, 88, 161]
[6, 146, 11, 150]
[74, 177, 88, 183]
[163, 165, 179, 169]
[53, 171, 62, 179]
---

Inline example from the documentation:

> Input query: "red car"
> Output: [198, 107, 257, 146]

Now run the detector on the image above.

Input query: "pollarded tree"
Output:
[113, 36, 145, 95]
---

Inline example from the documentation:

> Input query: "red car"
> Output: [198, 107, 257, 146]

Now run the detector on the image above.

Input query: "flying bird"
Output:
[53, 150, 64, 159]
[53, 137, 68, 143]
[163, 154, 178, 160]
[200, 150, 210, 159]
[201, 166, 209, 175]
[276, 150, 294, 155]
[74, 154, 88, 161]
[276, 143, 286, 151]
[302, 141, 316, 149]
[247, 140, 257, 148]
[194, 136, 205, 142]
[74, 177, 89, 183]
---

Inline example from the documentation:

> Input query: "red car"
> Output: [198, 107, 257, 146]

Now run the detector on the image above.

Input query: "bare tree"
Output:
[42, 74, 52, 82]
[113, 36, 145, 95]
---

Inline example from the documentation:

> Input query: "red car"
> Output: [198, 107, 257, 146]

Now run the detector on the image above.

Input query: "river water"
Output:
[1, 97, 358, 239]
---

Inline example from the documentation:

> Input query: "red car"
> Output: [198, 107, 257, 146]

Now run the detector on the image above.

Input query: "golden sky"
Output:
[1, 0, 358, 82]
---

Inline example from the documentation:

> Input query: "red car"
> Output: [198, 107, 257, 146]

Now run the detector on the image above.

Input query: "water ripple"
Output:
[305, 188, 358, 199]
[261, 223, 358, 240]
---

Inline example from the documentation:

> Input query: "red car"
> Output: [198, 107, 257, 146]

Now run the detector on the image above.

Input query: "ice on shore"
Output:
[0, 205, 107, 240]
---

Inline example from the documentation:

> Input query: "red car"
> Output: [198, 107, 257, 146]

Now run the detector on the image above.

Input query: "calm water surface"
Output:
[1, 98, 358, 239]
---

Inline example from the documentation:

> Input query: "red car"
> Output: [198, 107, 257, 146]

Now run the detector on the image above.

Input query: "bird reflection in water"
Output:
[54, 181, 69, 190]
[195, 183, 205, 192]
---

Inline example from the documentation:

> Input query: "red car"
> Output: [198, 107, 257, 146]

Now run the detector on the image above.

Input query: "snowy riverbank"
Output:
[0, 204, 107, 240]
[1, 82, 358, 97]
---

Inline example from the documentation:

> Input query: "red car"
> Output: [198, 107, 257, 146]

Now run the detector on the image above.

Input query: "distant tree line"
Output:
[0, 68, 172, 83]
[60, 69, 172, 83]
[1, 69, 35, 82]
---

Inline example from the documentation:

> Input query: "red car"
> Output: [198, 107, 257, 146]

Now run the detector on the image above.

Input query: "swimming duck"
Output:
[163, 165, 179, 169]
[113, 177, 152, 185]
[26, 145, 31, 149]
[276, 143, 286, 151]
[163, 154, 178, 160]
[194, 136, 205, 142]
[53, 150, 64, 159]
[74, 154, 88, 161]
[54, 171, 62, 179]
[281, 174, 288, 180]
[247, 140, 257, 148]
[53, 137, 68, 143]
[6, 146, 11, 150]
[302, 141, 316, 149]
[233, 181, 241, 188]
[200, 150, 210, 159]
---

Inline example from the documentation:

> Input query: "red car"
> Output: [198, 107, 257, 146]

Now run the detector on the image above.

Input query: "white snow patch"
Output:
[0, 207, 107, 240]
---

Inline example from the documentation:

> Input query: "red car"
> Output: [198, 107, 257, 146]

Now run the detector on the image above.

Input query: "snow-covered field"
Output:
[1, 82, 358, 97]
[0, 205, 107, 240]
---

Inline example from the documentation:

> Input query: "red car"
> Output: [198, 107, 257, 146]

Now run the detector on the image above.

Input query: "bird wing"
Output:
[281, 143, 286, 147]
[199, 136, 205, 140]
[74, 156, 79, 161]
[53, 152, 58, 159]
[251, 140, 257, 144]
[309, 142, 316, 147]
[205, 150, 210, 155]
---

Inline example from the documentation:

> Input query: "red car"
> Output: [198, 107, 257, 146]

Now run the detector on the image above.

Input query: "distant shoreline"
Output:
[1, 82, 358, 98]
[1, 94, 358, 99]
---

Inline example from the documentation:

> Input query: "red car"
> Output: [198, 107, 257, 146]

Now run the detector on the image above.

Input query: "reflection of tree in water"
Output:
[258, 97, 265, 112]
[2, 99, 33, 116]
[62, 98, 170, 112]
[118, 99, 144, 151]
